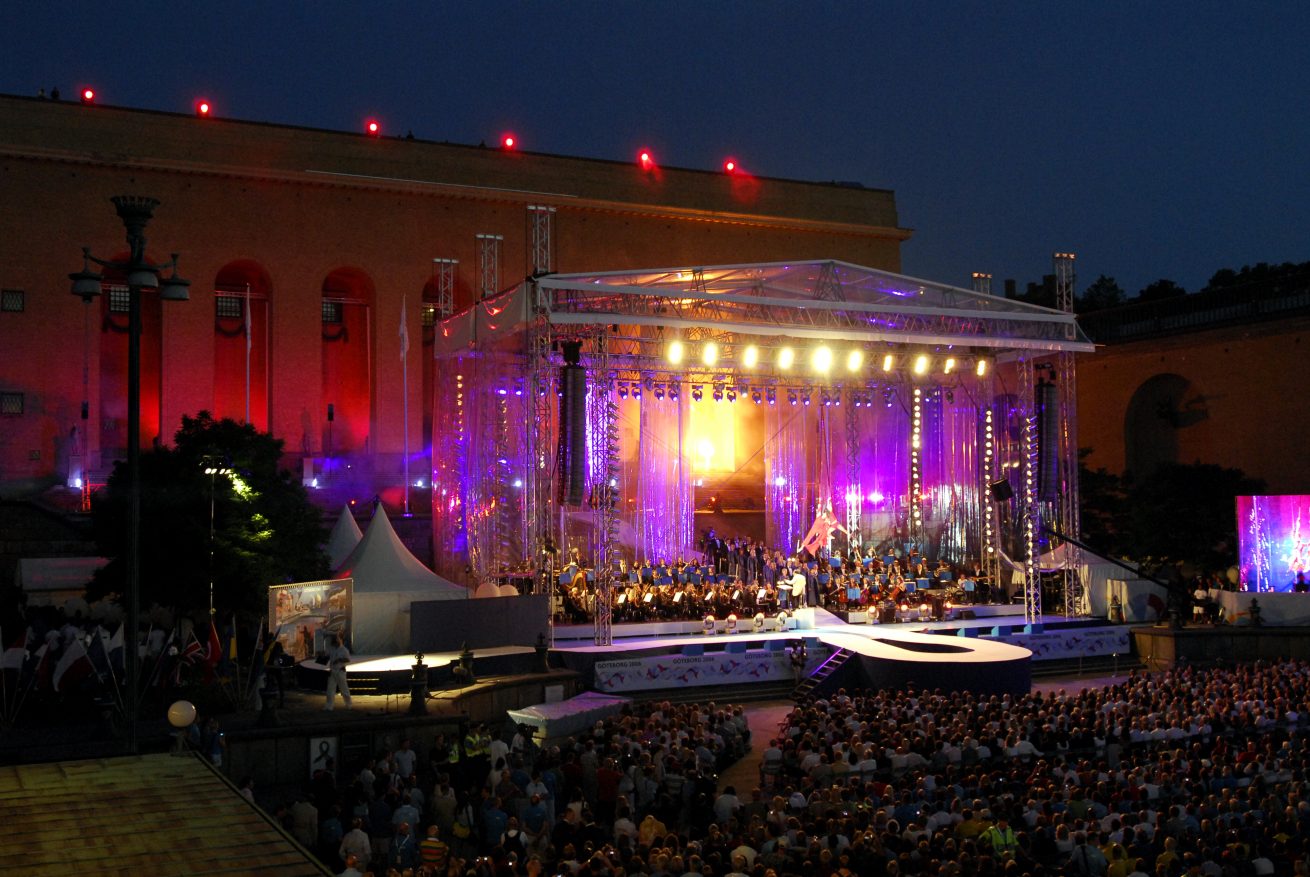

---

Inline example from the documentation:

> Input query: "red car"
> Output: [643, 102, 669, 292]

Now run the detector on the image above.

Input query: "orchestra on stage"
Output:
[551, 530, 1003, 625]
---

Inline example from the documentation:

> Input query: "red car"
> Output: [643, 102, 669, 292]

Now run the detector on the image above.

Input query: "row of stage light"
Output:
[664, 340, 989, 379]
[615, 382, 956, 407]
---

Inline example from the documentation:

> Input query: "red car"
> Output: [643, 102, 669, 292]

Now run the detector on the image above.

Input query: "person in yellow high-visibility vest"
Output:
[979, 815, 1018, 860]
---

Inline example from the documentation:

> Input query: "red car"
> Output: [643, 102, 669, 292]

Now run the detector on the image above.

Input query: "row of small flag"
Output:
[0, 617, 260, 695]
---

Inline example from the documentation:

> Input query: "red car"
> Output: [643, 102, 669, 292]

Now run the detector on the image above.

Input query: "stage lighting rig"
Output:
[691, 385, 703, 401]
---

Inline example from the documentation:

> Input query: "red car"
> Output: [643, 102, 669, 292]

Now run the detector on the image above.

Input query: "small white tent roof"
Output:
[337, 505, 467, 599]
[326, 505, 364, 573]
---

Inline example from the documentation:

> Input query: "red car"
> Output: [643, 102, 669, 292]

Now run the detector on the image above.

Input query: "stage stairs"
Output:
[793, 647, 855, 700]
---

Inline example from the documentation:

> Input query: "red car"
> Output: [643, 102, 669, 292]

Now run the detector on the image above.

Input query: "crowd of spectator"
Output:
[281, 659, 1310, 877]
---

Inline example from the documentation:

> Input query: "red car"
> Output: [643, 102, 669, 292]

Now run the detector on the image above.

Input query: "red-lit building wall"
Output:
[0, 95, 908, 497]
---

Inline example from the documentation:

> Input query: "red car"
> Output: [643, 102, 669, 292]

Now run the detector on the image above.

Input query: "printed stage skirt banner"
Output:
[268, 578, 353, 661]
[997, 627, 1130, 661]
[594, 648, 793, 693]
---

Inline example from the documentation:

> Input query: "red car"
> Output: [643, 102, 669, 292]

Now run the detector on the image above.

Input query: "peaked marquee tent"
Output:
[325, 505, 364, 572]
[336, 505, 467, 654]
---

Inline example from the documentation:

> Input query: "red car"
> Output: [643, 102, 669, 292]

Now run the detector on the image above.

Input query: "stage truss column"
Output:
[525, 286, 557, 643]
[1018, 355, 1041, 624]
[527, 206, 556, 275]
[589, 332, 619, 646]
[909, 385, 925, 552]
[476, 233, 503, 299]
[433, 258, 458, 319]
[844, 392, 861, 553]
[979, 373, 1002, 596]
[1054, 252, 1084, 616]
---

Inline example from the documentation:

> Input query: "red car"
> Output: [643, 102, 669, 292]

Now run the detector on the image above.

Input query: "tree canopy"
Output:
[1078, 456, 1262, 572]
[89, 412, 328, 616]
[1137, 278, 1186, 301]
[1076, 275, 1125, 312]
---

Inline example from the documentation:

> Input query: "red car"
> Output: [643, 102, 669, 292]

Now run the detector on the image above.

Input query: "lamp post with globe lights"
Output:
[69, 196, 191, 753]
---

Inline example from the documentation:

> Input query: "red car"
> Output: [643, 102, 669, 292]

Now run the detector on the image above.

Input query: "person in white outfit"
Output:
[325, 634, 352, 710]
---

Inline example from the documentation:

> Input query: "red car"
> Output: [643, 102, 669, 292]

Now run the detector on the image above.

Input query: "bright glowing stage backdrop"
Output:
[635, 390, 694, 562]
[1237, 494, 1310, 592]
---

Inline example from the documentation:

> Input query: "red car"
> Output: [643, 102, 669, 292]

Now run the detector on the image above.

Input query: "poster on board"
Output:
[269, 578, 353, 661]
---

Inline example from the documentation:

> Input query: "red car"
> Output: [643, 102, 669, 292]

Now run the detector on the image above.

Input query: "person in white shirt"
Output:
[325, 635, 352, 710]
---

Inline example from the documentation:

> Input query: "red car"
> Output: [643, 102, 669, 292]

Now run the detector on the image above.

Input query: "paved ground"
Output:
[717, 700, 792, 795]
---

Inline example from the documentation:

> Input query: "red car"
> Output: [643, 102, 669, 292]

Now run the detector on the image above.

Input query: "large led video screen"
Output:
[1237, 495, 1310, 592]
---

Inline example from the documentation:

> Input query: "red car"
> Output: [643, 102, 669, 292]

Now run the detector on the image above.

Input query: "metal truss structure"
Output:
[433, 257, 458, 319]
[587, 333, 620, 646]
[1053, 252, 1084, 616]
[909, 386, 926, 549]
[971, 272, 993, 296]
[1018, 355, 1042, 624]
[476, 233, 503, 300]
[527, 205, 556, 275]
[844, 398, 861, 550]
[979, 375, 1003, 596]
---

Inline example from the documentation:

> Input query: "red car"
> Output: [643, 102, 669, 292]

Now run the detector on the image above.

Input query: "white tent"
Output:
[336, 505, 468, 654]
[325, 505, 364, 572]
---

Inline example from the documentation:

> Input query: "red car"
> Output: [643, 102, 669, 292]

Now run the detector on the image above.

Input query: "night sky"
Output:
[4, 2, 1308, 297]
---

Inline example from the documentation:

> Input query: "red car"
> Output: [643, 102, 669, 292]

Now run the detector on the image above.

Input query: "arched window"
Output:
[321, 267, 375, 456]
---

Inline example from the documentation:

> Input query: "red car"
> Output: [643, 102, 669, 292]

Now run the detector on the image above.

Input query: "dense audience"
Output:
[280, 659, 1310, 877]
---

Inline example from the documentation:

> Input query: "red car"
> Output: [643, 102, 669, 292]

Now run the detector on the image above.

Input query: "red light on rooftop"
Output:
[724, 157, 738, 174]
[365, 119, 380, 136]
[195, 99, 211, 117]
[638, 149, 655, 172]
[501, 134, 516, 149]
[80, 88, 95, 105]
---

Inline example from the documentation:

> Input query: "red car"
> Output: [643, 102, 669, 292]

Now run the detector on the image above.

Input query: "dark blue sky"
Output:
[4, 2, 1308, 297]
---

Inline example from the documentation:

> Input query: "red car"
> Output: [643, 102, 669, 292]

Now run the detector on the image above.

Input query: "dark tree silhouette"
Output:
[89, 412, 327, 616]
[1076, 275, 1126, 312]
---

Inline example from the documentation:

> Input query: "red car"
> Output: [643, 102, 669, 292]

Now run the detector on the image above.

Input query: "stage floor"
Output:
[303, 645, 536, 675]
[550, 608, 1068, 654]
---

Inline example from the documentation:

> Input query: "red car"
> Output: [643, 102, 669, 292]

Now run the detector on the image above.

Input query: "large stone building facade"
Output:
[0, 95, 908, 500]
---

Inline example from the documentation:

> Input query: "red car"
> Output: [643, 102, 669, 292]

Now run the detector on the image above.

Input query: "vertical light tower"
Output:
[1053, 252, 1083, 616]
[69, 196, 191, 753]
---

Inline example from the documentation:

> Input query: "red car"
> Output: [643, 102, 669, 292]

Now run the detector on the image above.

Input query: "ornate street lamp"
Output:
[70, 196, 190, 754]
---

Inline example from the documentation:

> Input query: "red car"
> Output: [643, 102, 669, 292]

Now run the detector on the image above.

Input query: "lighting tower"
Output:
[1053, 252, 1084, 616]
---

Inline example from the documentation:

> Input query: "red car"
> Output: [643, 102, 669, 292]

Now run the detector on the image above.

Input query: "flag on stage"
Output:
[399, 296, 409, 360]
[53, 639, 95, 692]
[799, 507, 847, 557]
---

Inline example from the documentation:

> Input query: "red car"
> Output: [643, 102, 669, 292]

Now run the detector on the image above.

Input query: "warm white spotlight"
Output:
[778, 347, 795, 370]
[846, 349, 864, 372]
[943, 357, 956, 374]
[913, 354, 930, 375]
[667, 340, 685, 365]
[702, 341, 719, 367]
[742, 344, 759, 368]
[976, 358, 988, 377]
[882, 353, 895, 372]
[812, 345, 833, 374]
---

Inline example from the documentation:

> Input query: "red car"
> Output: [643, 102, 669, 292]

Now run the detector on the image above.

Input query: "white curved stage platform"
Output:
[552, 610, 1033, 696]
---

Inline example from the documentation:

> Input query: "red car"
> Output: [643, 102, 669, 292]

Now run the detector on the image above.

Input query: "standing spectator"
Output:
[338, 818, 370, 872]
[389, 821, 418, 870]
[419, 824, 449, 871]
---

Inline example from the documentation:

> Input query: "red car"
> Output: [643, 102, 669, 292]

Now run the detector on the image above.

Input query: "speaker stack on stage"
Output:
[557, 340, 587, 506]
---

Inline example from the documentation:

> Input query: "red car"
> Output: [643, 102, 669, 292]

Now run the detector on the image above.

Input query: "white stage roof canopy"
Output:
[439, 260, 1092, 356]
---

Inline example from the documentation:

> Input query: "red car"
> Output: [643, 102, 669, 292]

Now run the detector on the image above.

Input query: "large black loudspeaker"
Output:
[988, 479, 1013, 502]
[1036, 380, 1060, 501]
[557, 341, 587, 506]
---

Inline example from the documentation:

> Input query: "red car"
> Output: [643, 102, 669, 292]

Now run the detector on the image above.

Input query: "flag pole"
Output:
[244, 284, 252, 425]
[400, 296, 410, 516]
